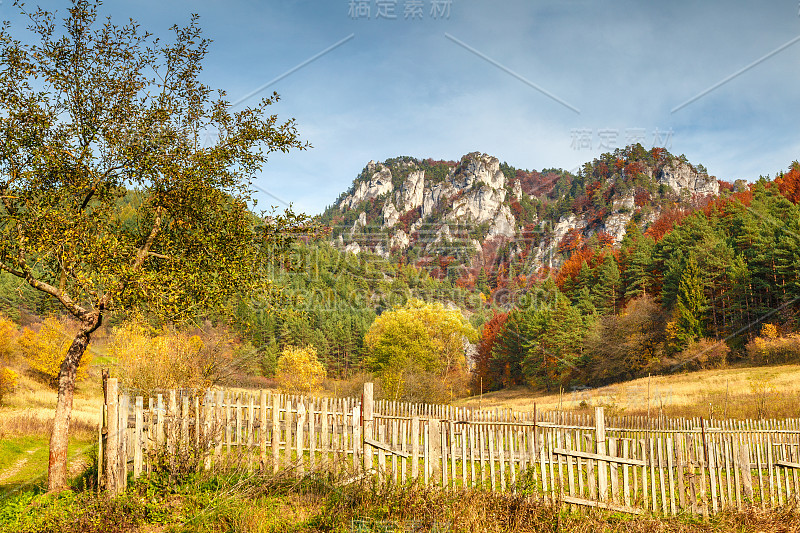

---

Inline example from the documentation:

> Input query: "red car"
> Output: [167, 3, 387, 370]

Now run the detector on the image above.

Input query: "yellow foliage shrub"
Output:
[16, 317, 93, 387]
[747, 333, 800, 365]
[0, 314, 17, 360]
[112, 321, 237, 396]
[760, 323, 779, 339]
[670, 338, 729, 371]
[0, 313, 18, 404]
[276, 346, 325, 394]
[0, 366, 17, 405]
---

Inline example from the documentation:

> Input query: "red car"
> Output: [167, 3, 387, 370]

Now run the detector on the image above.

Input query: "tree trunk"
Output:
[47, 317, 98, 492]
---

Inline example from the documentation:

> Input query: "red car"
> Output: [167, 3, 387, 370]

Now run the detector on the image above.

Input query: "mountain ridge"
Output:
[319, 145, 724, 285]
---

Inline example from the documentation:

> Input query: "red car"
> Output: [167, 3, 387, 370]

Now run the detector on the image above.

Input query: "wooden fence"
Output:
[99, 379, 800, 517]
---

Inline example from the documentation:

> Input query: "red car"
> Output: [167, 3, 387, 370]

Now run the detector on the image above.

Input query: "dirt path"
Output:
[0, 448, 38, 484]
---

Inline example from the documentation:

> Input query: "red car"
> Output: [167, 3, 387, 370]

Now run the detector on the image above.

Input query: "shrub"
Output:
[275, 345, 326, 394]
[761, 323, 779, 339]
[0, 313, 17, 360]
[669, 338, 729, 371]
[16, 317, 93, 387]
[747, 333, 800, 365]
[112, 321, 242, 396]
[584, 295, 667, 385]
[0, 313, 18, 404]
[0, 366, 17, 405]
[364, 299, 477, 401]
[324, 371, 384, 399]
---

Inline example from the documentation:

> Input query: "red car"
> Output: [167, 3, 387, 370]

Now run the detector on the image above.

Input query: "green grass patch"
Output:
[2, 465, 800, 532]
[0, 436, 94, 495]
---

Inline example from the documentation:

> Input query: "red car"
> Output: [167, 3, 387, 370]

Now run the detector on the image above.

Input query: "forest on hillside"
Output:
[473, 160, 800, 393]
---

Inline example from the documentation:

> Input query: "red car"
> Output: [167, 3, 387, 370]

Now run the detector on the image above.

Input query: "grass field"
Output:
[5, 358, 800, 530]
[0, 370, 100, 497]
[456, 364, 800, 420]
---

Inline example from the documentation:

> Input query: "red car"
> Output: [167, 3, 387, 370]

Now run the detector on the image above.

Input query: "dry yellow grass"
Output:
[456, 364, 800, 420]
[0, 368, 102, 440]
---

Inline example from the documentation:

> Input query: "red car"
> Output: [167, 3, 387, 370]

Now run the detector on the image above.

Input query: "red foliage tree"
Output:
[571, 194, 591, 212]
[634, 188, 651, 207]
[558, 228, 584, 255]
[596, 231, 616, 248]
[651, 147, 666, 161]
[774, 163, 800, 204]
[472, 312, 509, 392]
[555, 248, 595, 290]
[717, 179, 735, 193]
[510, 199, 524, 219]
[645, 206, 692, 242]
[397, 207, 422, 232]
[623, 160, 647, 179]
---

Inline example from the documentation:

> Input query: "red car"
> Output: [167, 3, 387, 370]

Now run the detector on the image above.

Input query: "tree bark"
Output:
[47, 314, 100, 492]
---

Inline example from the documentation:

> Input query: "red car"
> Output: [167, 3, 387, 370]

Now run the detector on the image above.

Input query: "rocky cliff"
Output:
[320, 147, 721, 280]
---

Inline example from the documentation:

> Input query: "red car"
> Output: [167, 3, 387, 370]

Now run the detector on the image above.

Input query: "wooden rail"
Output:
[99, 379, 800, 518]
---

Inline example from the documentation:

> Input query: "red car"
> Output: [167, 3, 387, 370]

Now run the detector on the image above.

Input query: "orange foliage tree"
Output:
[471, 312, 509, 392]
[645, 207, 692, 242]
[774, 162, 800, 204]
[555, 248, 595, 291]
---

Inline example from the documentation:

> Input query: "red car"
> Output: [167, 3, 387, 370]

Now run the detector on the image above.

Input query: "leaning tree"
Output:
[0, 0, 313, 491]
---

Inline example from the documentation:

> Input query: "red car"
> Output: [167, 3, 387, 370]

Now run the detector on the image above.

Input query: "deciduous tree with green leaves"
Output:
[0, 1, 312, 491]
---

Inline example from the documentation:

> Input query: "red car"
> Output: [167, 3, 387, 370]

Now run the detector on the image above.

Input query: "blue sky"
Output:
[5, 1, 800, 215]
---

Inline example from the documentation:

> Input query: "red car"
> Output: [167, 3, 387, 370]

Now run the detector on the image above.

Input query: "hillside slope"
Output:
[456, 363, 800, 420]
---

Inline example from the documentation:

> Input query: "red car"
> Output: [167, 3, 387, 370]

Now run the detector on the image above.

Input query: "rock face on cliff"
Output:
[320, 147, 721, 278]
[329, 153, 518, 255]
[658, 161, 720, 197]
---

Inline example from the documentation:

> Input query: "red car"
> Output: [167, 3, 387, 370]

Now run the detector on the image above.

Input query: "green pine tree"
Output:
[670, 257, 708, 351]
[591, 254, 621, 315]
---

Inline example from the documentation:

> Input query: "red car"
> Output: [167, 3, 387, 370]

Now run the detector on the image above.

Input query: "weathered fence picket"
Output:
[97, 379, 800, 518]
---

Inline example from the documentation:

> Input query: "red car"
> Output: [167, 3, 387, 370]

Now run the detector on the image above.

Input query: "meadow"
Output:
[5, 363, 800, 531]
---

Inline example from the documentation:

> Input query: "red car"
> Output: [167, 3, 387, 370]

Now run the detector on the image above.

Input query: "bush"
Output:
[399, 370, 468, 404]
[275, 345, 326, 394]
[112, 321, 243, 396]
[323, 371, 384, 399]
[0, 313, 17, 360]
[0, 366, 17, 405]
[0, 313, 18, 404]
[747, 333, 800, 365]
[16, 317, 93, 387]
[669, 338, 729, 371]
[584, 295, 666, 385]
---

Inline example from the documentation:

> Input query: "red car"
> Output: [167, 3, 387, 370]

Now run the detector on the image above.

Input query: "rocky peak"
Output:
[397, 170, 426, 211]
[451, 153, 506, 191]
[340, 164, 394, 211]
[657, 161, 719, 197]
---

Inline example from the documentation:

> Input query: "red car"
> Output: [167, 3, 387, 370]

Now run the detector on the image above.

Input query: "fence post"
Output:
[105, 378, 121, 496]
[363, 382, 374, 473]
[596, 406, 608, 501]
